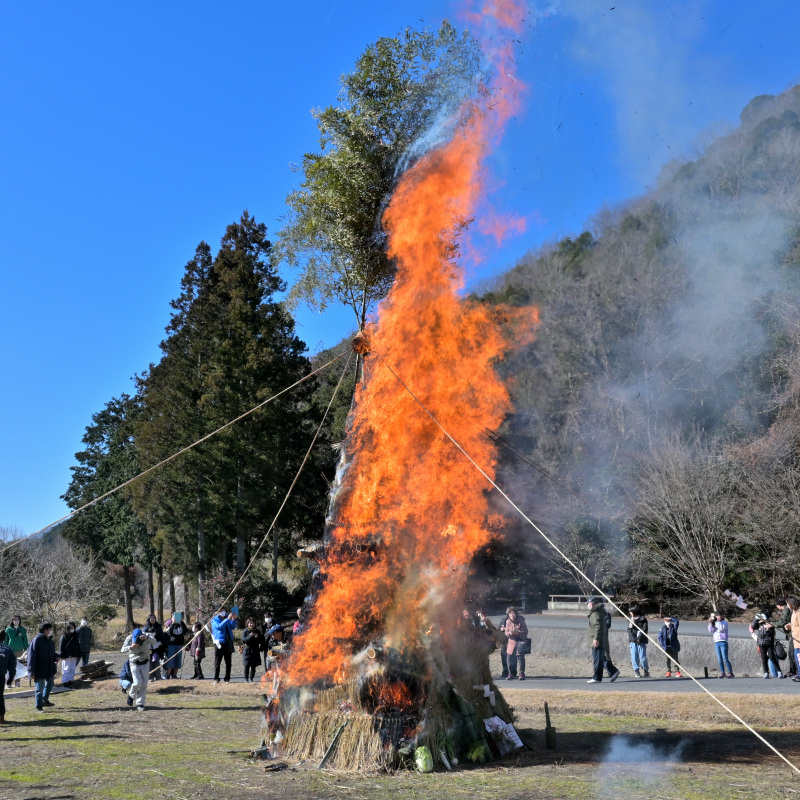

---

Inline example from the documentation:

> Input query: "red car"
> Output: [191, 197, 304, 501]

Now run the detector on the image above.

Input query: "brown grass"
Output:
[504, 687, 800, 728]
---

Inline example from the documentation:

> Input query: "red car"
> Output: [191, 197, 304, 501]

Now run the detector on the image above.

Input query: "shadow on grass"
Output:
[515, 727, 800, 767]
[6, 718, 121, 728]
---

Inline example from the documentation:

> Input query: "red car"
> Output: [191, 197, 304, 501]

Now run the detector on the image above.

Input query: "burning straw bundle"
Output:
[275, 639, 513, 772]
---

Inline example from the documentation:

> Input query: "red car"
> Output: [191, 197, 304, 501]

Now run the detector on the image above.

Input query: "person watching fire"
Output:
[503, 607, 529, 680]
[658, 615, 682, 677]
[586, 597, 619, 684]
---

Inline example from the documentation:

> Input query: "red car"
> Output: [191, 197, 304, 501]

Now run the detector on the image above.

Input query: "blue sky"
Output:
[1, 1, 799, 535]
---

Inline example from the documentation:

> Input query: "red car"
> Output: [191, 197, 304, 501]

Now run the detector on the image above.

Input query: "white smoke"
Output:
[596, 735, 686, 797]
[558, 0, 747, 185]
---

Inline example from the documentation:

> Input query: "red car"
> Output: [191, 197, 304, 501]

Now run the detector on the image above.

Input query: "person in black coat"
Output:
[751, 612, 784, 679]
[59, 621, 82, 687]
[28, 622, 58, 712]
[0, 629, 17, 723]
[241, 618, 263, 682]
[142, 615, 164, 680]
[163, 615, 189, 679]
[77, 617, 93, 666]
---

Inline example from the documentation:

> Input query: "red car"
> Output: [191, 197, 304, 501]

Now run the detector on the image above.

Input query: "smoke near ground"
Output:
[596, 735, 687, 799]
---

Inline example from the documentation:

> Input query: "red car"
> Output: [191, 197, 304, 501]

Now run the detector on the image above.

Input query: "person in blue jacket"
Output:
[658, 615, 681, 677]
[211, 607, 238, 684]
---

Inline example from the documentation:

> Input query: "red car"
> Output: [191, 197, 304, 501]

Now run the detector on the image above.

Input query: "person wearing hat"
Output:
[750, 611, 783, 679]
[586, 597, 619, 684]
[121, 627, 158, 710]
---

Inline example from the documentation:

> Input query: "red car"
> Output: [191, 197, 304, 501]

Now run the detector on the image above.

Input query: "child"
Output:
[658, 615, 681, 677]
[708, 611, 734, 678]
[628, 605, 650, 677]
[188, 621, 206, 680]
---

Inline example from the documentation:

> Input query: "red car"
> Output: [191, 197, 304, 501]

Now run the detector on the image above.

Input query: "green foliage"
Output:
[198, 566, 290, 622]
[278, 22, 480, 329]
[61, 393, 149, 570]
[84, 603, 117, 627]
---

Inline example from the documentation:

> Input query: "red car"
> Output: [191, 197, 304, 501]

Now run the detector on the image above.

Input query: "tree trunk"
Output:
[122, 565, 135, 630]
[236, 473, 246, 575]
[169, 575, 176, 615]
[197, 492, 207, 601]
[157, 564, 164, 624]
[273, 517, 280, 583]
[147, 562, 155, 617]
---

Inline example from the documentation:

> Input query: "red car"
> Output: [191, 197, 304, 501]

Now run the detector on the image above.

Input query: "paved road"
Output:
[491, 614, 755, 639]
[487, 614, 800, 694]
[493, 673, 800, 695]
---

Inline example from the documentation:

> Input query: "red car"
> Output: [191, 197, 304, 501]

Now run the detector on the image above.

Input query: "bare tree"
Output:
[543, 516, 629, 596]
[628, 436, 742, 612]
[737, 463, 800, 600]
[0, 534, 107, 631]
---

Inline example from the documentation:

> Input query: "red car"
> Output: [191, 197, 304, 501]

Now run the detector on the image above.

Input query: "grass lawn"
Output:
[2, 681, 800, 799]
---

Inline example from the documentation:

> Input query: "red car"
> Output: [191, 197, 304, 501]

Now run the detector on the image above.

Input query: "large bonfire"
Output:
[266, 0, 537, 771]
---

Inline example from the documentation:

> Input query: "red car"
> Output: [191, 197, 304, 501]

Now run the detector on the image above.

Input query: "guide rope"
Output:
[151, 351, 353, 677]
[0, 351, 348, 558]
[380, 354, 800, 776]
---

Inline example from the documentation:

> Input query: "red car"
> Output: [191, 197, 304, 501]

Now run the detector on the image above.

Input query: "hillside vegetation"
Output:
[475, 85, 800, 613]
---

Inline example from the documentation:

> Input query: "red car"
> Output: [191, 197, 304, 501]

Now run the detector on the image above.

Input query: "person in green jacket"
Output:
[586, 597, 619, 684]
[5, 615, 29, 688]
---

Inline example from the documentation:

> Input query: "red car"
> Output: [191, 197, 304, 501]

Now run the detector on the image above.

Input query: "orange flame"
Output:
[284, 0, 535, 688]
[375, 681, 416, 713]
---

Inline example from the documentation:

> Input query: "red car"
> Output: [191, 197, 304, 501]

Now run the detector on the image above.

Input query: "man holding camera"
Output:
[121, 628, 158, 711]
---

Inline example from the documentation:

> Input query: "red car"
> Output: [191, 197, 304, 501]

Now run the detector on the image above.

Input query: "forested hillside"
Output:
[478, 85, 800, 613]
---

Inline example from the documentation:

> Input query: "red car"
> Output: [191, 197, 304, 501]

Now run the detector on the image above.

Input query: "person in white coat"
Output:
[121, 628, 158, 711]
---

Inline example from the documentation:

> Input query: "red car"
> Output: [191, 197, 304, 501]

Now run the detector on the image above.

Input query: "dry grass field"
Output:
[3, 671, 800, 800]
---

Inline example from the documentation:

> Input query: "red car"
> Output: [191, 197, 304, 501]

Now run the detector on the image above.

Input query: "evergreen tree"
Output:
[62, 393, 147, 629]
[133, 212, 329, 596]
